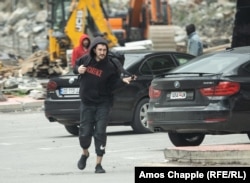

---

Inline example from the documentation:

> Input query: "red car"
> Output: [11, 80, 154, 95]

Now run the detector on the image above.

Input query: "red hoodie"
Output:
[71, 34, 90, 67]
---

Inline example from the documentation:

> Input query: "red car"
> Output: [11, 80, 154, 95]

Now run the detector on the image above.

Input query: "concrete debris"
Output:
[35, 10, 47, 23]
[17, 77, 43, 93]
[170, 0, 235, 50]
[22, 50, 67, 77]
[28, 89, 45, 99]
[4, 77, 19, 89]
[0, 76, 45, 100]
[0, 0, 237, 56]
[6, 7, 30, 26]
[32, 24, 45, 34]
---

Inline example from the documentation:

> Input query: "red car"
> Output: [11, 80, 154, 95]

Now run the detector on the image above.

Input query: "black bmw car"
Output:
[147, 46, 250, 147]
[44, 50, 194, 135]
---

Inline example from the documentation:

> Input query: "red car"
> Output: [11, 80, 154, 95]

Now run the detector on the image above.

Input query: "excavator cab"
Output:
[48, 0, 72, 31]
[46, 0, 73, 66]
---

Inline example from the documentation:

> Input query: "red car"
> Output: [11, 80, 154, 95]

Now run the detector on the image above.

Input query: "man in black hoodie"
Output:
[73, 36, 133, 173]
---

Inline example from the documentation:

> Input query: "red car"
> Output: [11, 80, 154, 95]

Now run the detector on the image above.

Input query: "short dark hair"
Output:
[186, 24, 196, 35]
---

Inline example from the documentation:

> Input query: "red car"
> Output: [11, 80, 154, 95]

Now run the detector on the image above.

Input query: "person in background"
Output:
[73, 36, 134, 173]
[185, 24, 203, 56]
[71, 34, 90, 67]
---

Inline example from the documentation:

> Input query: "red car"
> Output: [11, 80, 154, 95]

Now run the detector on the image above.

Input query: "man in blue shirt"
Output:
[186, 24, 203, 56]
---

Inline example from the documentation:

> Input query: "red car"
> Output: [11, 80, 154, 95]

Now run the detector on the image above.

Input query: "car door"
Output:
[110, 53, 180, 123]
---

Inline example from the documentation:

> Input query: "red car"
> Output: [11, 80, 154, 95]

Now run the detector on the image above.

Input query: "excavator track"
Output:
[148, 25, 176, 51]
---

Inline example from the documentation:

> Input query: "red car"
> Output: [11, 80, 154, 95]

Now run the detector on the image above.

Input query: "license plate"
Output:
[60, 88, 79, 95]
[170, 91, 187, 99]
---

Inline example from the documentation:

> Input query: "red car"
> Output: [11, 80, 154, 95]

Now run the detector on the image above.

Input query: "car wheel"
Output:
[64, 125, 79, 136]
[131, 98, 152, 133]
[168, 132, 205, 147]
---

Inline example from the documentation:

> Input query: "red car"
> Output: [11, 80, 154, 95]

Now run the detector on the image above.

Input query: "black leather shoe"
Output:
[95, 164, 106, 173]
[77, 154, 89, 170]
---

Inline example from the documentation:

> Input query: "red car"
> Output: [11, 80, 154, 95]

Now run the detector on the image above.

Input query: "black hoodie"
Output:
[73, 36, 124, 105]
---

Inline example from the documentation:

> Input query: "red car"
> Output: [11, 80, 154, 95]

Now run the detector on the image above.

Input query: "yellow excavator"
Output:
[30, 0, 174, 77]
[31, 0, 120, 77]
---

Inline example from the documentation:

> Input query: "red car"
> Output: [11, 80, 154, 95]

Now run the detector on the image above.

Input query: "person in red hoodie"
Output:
[71, 34, 91, 67]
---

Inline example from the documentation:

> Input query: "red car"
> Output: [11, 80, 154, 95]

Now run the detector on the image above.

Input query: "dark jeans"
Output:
[79, 101, 111, 156]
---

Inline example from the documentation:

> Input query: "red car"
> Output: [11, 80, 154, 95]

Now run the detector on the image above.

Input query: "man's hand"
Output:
[122, 75, 137, 84]
[78, 65, 87, 74]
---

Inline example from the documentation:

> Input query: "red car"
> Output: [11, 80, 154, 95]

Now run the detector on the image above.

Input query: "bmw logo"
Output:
[174, 81, 180, 88]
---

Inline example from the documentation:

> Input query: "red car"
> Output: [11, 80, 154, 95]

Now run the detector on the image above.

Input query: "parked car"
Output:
[44, 50, 194, 135]
[147, 46, 250, 147]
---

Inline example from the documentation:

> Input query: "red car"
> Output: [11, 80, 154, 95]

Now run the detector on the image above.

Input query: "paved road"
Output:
[1, 111, 250, 183]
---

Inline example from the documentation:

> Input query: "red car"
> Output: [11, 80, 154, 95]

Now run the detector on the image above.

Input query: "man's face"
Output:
[94, 44, 107, 61]
[82, 39, 90, 48]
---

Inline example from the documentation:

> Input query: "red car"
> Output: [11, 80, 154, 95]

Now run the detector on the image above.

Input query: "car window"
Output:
[171, 53, 249, 74]
[173, 54, 195, 65]
[123, 53, 145, 69]
[66, 53, 144, 75]
[140, 55, 176, 75]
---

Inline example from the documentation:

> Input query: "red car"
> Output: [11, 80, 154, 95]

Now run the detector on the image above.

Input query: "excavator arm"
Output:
[48, 0, 118, 62]
[85, 0, 118, 47]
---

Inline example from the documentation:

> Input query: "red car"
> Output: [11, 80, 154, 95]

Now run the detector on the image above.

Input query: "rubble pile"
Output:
[171, 0, 235, 49]
[0, 0, 238, 99]
[20, 50, 68, 77]
[0, 0, 237, 54]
